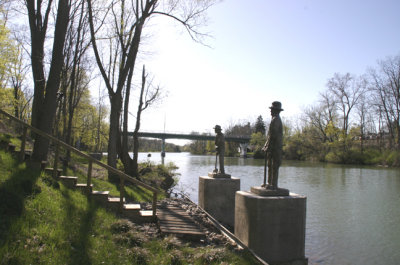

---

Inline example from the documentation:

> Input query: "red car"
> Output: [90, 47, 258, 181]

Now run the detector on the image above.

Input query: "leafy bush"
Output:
[386, 151, 400, 166]
[139, 162, 179, 194]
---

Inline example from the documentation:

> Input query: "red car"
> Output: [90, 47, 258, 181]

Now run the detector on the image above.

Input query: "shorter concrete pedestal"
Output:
[235, 190, 307, 265]
[198, 175, 240, 228]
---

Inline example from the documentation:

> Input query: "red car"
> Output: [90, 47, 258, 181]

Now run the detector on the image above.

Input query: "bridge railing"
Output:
[0, 108, 158, 217]
[134, 131, 251, 143]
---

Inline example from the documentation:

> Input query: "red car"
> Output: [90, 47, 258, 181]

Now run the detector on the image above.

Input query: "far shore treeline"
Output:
[185, 57, 400, 167]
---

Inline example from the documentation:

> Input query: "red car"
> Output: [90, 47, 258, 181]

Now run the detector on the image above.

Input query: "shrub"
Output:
[386, 151, 400, 167]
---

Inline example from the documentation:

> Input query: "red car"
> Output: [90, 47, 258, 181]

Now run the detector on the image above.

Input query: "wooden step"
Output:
[140, 210, 155, 217]
[123, 203, 141, 210]
[108, 197, 126, 203]
[75, 183, 93, 193]
[91, 190, 109, 204]
[137, 210, 156, 223]
[8, 143, 16, 152]
[44, 168, 62, 177]
[23, 150, 32, 160]
[122, 203, 141, 218]
[92, 190, 110, 195]
[59, 176, 78, 188]
[40, 161, 48, 170]
[122, 205, 156, 223]
[107, 197, 126, 210]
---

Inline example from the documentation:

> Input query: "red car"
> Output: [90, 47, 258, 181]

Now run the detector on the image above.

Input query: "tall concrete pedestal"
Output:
[235, 190, 307, 265]
[198, 175, 240, 228]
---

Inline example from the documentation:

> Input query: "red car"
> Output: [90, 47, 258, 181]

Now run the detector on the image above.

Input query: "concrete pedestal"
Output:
[235, 190, 307, 265]
[198, 175, 240, 227]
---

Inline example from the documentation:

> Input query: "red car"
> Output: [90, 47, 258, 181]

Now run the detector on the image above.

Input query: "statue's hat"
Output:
[269, 101, 284, 111]
[213, 125, 222, 131]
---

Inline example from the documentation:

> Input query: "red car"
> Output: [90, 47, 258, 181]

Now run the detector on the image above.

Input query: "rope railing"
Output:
[0, 108, 158, 217]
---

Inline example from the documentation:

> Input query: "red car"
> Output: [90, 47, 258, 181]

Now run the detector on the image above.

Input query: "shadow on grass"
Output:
[61, 188, 99, 265]
[0, 159, 41, 247]
[127, 185, 153, 202]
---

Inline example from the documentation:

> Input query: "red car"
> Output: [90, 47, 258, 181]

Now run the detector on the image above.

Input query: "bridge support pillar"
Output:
[161, 138, 166, 163]
[239, 143, 248, 158]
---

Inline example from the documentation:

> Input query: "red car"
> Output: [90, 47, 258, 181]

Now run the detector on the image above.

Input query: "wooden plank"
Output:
[157, 205, 205, 240]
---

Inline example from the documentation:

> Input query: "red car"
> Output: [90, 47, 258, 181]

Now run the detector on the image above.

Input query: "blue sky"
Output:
[135, 0, 400, 143]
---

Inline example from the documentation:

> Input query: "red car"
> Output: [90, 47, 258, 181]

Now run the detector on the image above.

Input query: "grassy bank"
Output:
[0, 149, 259, 265]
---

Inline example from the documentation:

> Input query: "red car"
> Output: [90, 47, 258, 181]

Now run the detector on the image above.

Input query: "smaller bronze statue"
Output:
[213, 125, 225, 174]
[262, 101, 284, 190]
[209, 125, 230, 178]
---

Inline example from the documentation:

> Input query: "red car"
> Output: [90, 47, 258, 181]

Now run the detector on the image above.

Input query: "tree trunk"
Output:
[29, 0, 71, 162]
[397, 118, 400, 150]
[107, 92, 123, 182]
[120, 67, 136, 177]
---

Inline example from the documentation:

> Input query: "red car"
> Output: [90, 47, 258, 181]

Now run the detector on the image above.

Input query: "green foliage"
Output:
[225, 122, 252, 157]
[139, 162, 179, 194]
[137, 138, 181, 152]
[0, 20, 17, 89]
[323, 147, 400, 166]
[0, 87, 13, 113]
[325, 121, 340, 142]
[254, 115, 266, 135]
[250, 132, 266, 159]
[206, 140, 215, 153]
[283, 131, 307, 160]
[61, 89, 109, 152]
[186, 133, 211, 155]
[386, 151, 400, 166]
[283, 126, 327, 162]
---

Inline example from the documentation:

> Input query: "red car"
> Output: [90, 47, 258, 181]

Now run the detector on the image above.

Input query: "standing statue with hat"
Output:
[213, 125, 226, 175]
[262, 101, 284, 190]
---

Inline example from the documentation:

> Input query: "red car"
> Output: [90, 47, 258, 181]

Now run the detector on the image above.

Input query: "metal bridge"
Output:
[129, 131, 251, 157]
[133, 132, 250, 143]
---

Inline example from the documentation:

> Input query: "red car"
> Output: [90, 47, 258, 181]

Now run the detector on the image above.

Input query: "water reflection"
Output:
[138, 152, 400, 265]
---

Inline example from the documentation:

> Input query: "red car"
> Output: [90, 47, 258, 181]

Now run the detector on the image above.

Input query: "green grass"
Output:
[63, 161, 158, 203]
[0, 149, 260, 265]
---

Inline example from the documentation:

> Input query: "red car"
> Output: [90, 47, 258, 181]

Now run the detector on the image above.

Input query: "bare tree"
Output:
[302, 91, 338, 143]
[59, 0, 92, 166]
[87, 0, 215, 179]
[327, 73, 365, 139]
[369, 55, 400, 150]
[354, 78, 370, 153]
[25, 0, 71, 162]
[9, 45, 31, 121]
[122, 65, 159, 177]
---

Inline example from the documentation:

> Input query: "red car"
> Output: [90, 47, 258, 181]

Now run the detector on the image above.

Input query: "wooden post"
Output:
[53, 143, 60, 179]
[20, 126, 27, 161]
[152, 191, 157, 217]
[119, 176, 125, 212]
[87, 160, 93, 194]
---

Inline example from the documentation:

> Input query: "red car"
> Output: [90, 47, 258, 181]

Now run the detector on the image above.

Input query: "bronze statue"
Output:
[213, 125, 225, 174]
[262, 101, 283, 190]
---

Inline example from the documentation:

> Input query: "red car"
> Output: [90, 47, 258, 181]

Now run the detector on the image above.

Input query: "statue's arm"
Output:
[215, 136, 221, 153]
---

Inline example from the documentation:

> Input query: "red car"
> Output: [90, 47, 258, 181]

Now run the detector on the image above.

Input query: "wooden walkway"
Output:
[157, 205, 206, 240]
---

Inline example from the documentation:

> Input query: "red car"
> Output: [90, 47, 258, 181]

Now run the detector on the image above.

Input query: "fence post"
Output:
[19, 126, 27, 161]
[53, 142, 60, 179]
[87, 160, 93, 194]
[152, 191, 157, 217]
[120, 176, 125, 212]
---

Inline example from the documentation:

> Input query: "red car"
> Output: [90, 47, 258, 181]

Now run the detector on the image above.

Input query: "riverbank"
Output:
[0, 148, 261, 264]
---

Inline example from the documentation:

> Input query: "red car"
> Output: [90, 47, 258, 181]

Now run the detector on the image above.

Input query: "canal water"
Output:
[138, 152, 400, 265]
